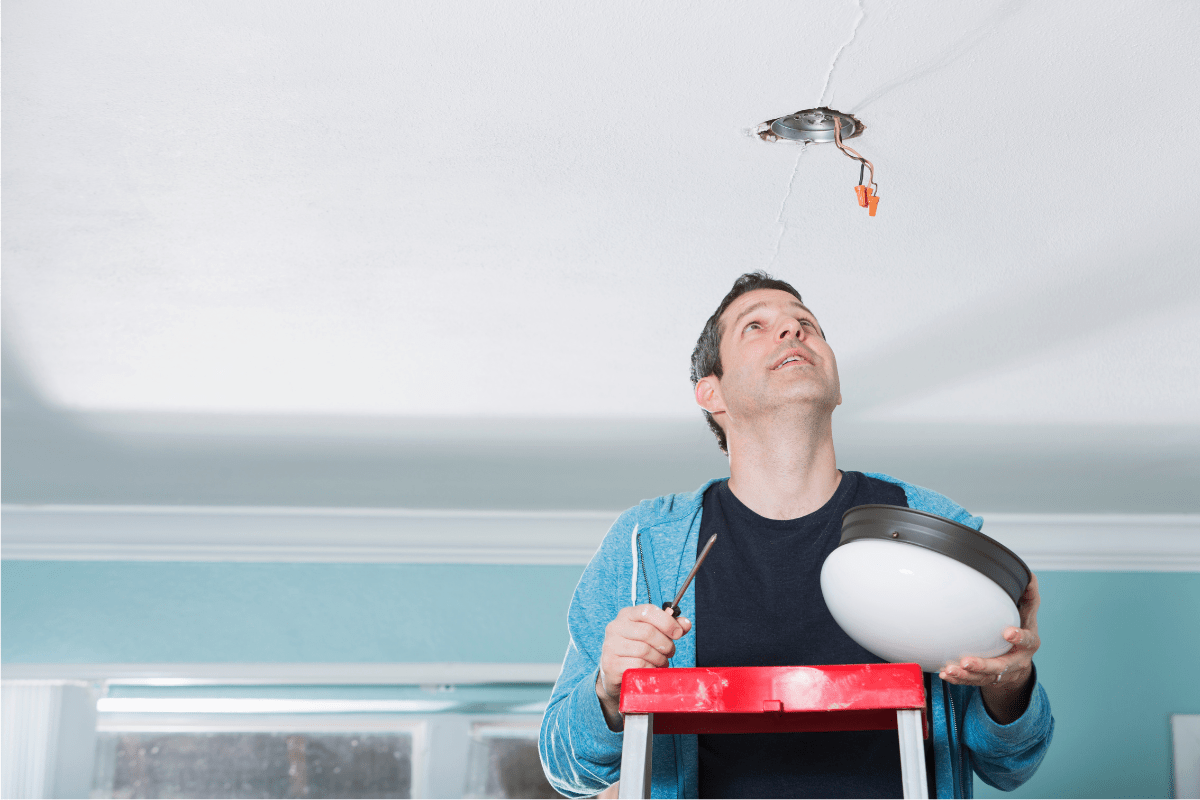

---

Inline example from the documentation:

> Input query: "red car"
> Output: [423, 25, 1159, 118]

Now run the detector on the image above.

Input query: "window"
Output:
[92, 708, 424, 800]
[85, 682, 560, 799]
[96, 730, 413, 799]
[464, 722, 563, 799]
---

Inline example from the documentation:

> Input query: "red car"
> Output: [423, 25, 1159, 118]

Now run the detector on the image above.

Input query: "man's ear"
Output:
[695, 375, 725, 415]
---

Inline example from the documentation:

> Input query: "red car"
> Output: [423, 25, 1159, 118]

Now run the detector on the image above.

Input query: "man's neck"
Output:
[724, 414, 841, 521]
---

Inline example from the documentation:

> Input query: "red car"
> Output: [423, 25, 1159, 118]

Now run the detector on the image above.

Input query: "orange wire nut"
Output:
[835, 117, 880, 217]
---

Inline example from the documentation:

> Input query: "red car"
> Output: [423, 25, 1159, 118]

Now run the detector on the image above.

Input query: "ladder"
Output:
[617, 662, 929, 799]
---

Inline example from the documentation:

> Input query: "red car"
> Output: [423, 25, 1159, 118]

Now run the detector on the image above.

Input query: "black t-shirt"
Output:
[696, 471, 933, 799]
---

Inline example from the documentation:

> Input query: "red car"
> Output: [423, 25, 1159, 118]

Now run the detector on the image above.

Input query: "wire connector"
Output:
[835, 117, 879, 217]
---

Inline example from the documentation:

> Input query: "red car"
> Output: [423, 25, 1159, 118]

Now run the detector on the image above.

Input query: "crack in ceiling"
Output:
[765, 0, 864, 274]
[850, 0, 1025, 113]
[765, 145, 808, 273]
[818, 0, 866, 107]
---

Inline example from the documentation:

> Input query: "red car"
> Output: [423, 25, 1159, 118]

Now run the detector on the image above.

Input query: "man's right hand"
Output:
[595, 604, 692, 731]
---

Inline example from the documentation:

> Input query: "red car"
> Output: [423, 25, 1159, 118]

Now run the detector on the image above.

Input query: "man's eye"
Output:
[800, 320, 815, 328]
[744, 322, 761, 332]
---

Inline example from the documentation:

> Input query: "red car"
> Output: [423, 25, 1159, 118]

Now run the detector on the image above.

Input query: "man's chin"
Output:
[749, 395, 840, 418]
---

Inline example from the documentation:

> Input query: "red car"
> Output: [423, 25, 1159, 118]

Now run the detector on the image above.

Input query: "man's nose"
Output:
[778, 321, 808, 340]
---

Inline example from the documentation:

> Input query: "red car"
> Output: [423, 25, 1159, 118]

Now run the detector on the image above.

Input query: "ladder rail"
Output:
[617, 714, 652, 800]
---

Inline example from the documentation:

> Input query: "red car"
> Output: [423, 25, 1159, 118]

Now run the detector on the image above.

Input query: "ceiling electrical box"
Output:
[758, 107, 880, 216]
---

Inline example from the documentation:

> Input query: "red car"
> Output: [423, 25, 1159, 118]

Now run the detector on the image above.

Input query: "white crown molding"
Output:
[2, 504, 1198, 571]
[978, 513, 1200, 572]
[0, 662, 563, 685]
[0, 504, 615, 565]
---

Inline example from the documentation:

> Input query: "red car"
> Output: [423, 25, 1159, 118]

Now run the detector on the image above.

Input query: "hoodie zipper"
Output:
[944, 682, 967, 798]
[635, 532, 652, 606]
[636, 527, 686, 794]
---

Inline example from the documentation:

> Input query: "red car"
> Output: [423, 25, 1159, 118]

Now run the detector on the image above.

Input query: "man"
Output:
[539, 272, 1053, 798]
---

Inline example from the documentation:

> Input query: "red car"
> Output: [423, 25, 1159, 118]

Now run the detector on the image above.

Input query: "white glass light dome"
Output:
[820, 505, 1030, 673]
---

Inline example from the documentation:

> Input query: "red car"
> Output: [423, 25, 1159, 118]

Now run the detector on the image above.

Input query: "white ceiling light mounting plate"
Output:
[764, 107, 864, 143]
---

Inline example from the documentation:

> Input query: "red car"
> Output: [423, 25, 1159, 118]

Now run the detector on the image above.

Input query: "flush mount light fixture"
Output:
[820, 505, 1031, 673]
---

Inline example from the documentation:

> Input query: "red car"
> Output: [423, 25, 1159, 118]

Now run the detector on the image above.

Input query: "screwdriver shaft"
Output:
[668, 533, 719, 610]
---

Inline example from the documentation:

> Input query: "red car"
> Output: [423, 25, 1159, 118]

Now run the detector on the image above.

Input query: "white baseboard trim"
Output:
[0, 662, 563, 685]
[3, 504, 1198, 572]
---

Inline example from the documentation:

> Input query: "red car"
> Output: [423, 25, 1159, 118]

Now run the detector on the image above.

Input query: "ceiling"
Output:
[3, 0, 1198, 512]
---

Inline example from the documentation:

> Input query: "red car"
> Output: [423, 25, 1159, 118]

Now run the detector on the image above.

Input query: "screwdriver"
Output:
[661, 533, 719, 618]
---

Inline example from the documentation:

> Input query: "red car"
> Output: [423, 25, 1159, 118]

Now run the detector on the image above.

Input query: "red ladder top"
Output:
[618, 663, 928, 737]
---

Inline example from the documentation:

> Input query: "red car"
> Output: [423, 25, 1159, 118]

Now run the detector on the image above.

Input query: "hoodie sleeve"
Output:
[963, 666, 1055, 791]
[539, 508, 639, 798]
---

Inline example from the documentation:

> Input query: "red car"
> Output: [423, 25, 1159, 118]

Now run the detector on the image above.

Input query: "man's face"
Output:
[696, 288, 842, 431]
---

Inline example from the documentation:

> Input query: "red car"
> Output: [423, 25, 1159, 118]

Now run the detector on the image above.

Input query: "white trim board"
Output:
[1173, 714, 1200, 800]
[0, 505, 613, 565]
[94, 713, 432, 733]
[974, 514, 1200, 572]
[0, 662, 563, 685]
[2, 504, 1198, 571]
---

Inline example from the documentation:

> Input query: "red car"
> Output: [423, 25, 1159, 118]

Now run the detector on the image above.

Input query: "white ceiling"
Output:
[3, 0, 1199, 511]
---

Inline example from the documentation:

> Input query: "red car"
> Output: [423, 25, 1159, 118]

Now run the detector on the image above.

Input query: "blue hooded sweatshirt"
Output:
[539, 473, 1054, 798]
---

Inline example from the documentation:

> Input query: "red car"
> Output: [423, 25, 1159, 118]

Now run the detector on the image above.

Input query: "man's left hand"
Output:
[939, 573, 1041, 724]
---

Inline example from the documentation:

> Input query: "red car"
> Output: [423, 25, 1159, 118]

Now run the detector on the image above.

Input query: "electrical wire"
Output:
[833, 116, 876, 192]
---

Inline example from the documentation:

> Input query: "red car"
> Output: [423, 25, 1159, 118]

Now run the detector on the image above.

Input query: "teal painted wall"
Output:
[975, 571, 1200, 800]
[3, 564, 1199, 797]
[0, 562, 582, 663]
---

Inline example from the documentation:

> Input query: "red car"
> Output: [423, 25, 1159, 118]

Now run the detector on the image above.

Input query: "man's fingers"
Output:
[976, 648, 1026, 671]
[630, 604, 689, 639]
[941, 658, 1007, 685]
[624, 604, 688, 638]
[940, 665, 994, 686]
[1019, 573, 1041, 630]
[613, 619, 678, 657]
[963, 656, 1006, 674]
[599, 653, 665, 694]
[612, 637, 671, 666]
[603, 657, 653, 687]
[941, 639, 1037, 685]
[1002, 627, 1026, 648]
[1002, 626, 1041, 654]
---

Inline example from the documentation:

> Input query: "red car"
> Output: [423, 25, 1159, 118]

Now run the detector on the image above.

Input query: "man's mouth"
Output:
[772, 351, 811, 369]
